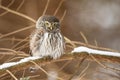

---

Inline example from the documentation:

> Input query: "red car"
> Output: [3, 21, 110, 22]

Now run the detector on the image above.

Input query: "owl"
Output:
[30, 15, 65, 59]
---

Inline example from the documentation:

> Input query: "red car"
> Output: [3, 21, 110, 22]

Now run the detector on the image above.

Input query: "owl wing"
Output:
[30, 28, 44, 56]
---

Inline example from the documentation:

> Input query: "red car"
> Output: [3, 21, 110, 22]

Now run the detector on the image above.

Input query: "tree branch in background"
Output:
[0, 5, 36, 23]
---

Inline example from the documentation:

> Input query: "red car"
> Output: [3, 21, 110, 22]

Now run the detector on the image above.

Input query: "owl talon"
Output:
[43, 56, 52, 60]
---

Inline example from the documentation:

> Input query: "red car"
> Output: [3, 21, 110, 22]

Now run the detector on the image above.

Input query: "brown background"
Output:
[0, 0, 120, 80]
[0, 0, 120, 51]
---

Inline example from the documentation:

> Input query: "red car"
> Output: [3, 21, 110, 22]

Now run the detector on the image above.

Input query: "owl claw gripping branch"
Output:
[30, 15, 65, 59]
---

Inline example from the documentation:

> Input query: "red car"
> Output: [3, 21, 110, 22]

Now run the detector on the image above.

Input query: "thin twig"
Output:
[58, 60, 72, 72]
[94, 39, 98, 46]
[72, 41, 118, 52]
[0, 25, 35, 39]
[79, 62, 90, 78]
[42, 0, 50, 15]
[5, 55, 16, 63]
[80, 32, 88, 44]
[0, 38, 28, 42]
[0, 48, 18, 54]
[64, 37, 76, 48]
[6, 70, 18, 80]
[14, 42, 29, 51]
[60, 10, 66, 23]
[54, 0, 64, 16]
[0, 48, 28, 56]
[30, 61, 64, 80]
[11, 37, 15, 45]
[12, 37, 29, 49]
[16, 0, 24, 11]
[5, 57, 25, 63]
[22, 69, 26, 78]
[79, 73, 86, 80]
[68, 55, 88, 80]
[0, 52, 28, 57]
[0, 0, 15, 16]
[0, 5, 36, 23]
[90, 54, 120, 72]
[29, 75, 40, 79]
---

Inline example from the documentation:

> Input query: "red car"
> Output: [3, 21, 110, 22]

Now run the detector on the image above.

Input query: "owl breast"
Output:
[33, 32, 65, 59]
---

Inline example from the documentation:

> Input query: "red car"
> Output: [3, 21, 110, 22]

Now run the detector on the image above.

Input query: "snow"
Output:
[0, 56, 41, 69]
[72, 46, 120, 57]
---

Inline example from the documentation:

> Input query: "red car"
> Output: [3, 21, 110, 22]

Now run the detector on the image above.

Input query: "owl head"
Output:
[36, 15, 60, 32]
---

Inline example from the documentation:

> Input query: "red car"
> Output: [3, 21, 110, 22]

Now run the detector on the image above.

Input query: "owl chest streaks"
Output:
[30, 29, 64, 59]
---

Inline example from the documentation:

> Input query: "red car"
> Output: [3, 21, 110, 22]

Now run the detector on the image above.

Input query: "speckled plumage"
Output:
[30, 15, 65, 59]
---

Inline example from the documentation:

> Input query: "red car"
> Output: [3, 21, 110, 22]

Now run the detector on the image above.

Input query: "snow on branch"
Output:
[0, 57, 40, 69]
[0, 46, 120, 74]
[72, 46, 120, 57]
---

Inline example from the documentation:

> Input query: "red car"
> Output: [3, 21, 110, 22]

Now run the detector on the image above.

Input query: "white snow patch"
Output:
[72, 46, 120, 57]
[0, 56, 41, 69]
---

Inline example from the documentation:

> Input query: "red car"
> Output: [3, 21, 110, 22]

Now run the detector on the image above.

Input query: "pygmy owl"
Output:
[30, 15, 65, 59]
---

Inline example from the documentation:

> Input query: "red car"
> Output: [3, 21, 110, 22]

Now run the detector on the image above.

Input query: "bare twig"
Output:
[60, 10, 66, 23]
[16, 0, 24, 11]
[64, 37, 76, 48]
[0, 5, 36, 23]
[54, 0, 64, 16]
[42, 0, 50, 15]
[5, 57, 25, 63]
[14, 42, 29, 51]
[29, 75, 40, 79]
[68, 55, 88, 80]
[0, 25, 35, 39]
[58, 60, 72, 72]
[6, 70, 18, 80]
[79, 73, 86, 80]
[0, 0, 15, 16]
[94, 39, 98, 46]
[80, 32, 88, 45]
[12, 37, 29, 49]
[79, 62, 90, 78]
[22, 69, 26, 78]
[72, 41, 118, 52]
[11, 37, 15, 45]
[0, 52, 28, 57]
[0, 48, 19, 54]
[0, 48, 28, 56]
[90, 54, 120, 72]
[0, 38, 28, 42]
[30, 61, 64, 80]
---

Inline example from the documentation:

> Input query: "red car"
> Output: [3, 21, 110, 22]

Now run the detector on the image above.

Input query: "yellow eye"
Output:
[52, 23, 56, 26]
[52, 22, 59, 27]
[45, 21, 51, 27]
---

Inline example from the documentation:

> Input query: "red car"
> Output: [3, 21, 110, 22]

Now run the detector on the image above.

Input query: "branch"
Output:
[0, 5, 36, 23]
[0, 51, 120, 76]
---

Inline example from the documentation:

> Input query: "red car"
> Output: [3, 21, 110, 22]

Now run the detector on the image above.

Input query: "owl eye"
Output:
[45, 21, 51, 27]
[53, 22, 60, 27]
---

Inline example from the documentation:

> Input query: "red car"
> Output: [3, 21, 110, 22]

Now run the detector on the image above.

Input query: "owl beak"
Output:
[49, 26, 53, 30]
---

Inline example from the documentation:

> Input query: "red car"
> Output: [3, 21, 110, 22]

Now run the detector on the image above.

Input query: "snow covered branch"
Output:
[0, 46, 120, 75]
[72, 46, 120, 57]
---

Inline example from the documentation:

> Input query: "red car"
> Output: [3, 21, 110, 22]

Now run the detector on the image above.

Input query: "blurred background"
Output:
[0, 0, 120, 51]
[0, 0, 120, 80]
